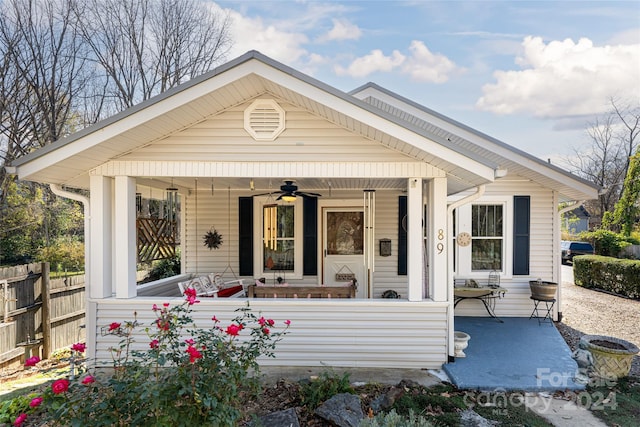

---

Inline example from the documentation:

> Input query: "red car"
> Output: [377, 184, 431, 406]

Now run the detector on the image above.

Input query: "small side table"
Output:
[529, 296, 556, 325]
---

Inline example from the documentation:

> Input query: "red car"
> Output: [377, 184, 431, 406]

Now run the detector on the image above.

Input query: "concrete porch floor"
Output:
[444, 317, 585, 391]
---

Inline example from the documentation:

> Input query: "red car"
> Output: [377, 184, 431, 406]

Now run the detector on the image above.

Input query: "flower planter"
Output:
[529, 280, 558, 300]
[580, 334, 639, 380]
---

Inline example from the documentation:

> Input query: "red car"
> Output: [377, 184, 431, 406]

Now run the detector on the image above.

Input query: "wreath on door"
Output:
[203, 228, 223, 250]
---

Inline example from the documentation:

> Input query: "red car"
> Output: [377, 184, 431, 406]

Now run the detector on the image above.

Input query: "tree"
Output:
[72, 0, 232, 110]
[0, 0, 232, 265]
[604, 150, 640, 236]
[566, 98, 640, 223]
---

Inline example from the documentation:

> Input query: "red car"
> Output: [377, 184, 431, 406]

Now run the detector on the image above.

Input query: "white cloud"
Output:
[401, 40, 461, 83]
[334, 41, 461, 82]
[334, 49, 405, 77]
[318, 18, 362, 42]
[216, 4, 309, 63]
[476, 36, 640, 118]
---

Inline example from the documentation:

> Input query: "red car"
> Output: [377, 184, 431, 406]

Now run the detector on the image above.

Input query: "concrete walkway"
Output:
[444, 317, 584, 391]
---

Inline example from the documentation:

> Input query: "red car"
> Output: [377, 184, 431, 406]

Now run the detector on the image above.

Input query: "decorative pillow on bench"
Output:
[217, 285, 244, 298]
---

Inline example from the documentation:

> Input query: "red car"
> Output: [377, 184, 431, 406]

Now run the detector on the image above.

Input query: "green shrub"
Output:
[579, 229, 629, 257]
[0, 392, 40, 424]
[573, 255, 640, 298]
[300, 370, 354, 409]
[144, 253, 181, 282]
[359, 409, 434, 426]
[13, 296, 289, 427]
[36, 237, 84, 273]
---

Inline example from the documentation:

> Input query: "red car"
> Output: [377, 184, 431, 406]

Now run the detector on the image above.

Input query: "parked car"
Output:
[561, 240, 595, 264]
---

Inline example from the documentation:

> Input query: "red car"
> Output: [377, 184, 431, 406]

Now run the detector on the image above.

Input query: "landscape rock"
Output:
[369, 385, 406, 412]
[315, 393, 364, 427]
[459, 409, 500, 427]
[254, 408, 300, 427]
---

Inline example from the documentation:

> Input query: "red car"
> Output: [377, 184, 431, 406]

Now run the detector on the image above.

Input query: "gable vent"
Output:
[244, 99, 285, 141]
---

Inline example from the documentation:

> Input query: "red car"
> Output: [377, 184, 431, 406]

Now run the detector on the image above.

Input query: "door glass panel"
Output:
[326, 211, 364, 255]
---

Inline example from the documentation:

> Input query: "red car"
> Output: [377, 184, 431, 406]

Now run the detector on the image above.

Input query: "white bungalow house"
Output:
[8, 51, 598, 369]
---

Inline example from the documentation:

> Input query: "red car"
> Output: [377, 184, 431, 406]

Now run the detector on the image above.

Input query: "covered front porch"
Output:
[444, 317, 584, 391]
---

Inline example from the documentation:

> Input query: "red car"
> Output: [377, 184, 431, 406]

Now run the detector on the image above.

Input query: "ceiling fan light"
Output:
[281, 194, 297, 202]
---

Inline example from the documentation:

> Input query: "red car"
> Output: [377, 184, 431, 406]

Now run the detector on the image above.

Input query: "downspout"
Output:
[50, 185, 93, 361]
[556, 200, 584, 322]
[445, 185, 485, 362]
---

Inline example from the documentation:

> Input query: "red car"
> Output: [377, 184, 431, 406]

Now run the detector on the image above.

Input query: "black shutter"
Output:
[303, 197, 318, 276]
[513, 196, 530, 275]
[238, 197, 253, 276]
[398, 196, 407, 275]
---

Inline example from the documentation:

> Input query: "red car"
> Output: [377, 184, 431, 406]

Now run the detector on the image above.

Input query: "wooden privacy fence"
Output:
[0, 263, 85, 368]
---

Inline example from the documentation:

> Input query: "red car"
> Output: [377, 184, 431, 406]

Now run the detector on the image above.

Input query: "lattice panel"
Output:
[137, 218, 176, 263]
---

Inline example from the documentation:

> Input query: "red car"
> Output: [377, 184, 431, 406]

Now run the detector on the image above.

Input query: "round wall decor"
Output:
[456, 232, 471, 247]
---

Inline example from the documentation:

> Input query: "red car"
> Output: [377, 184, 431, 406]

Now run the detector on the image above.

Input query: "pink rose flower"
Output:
[186, 345, 202, 363]
[258, 316, 266, 326]
[82, 375, 95, 385]
[52, 378, 70, 394]
[149, 339, 159, 349]
[29, 397, 43, 408]
[108, 322, 121, 331]
[284, 320, 291, 326]
[211, 315, 219, 323]
[152, 304, 159, 311]
[24, 356, 40, 367]
[71, 342, 86, 352]
[14, 413, 27, 426]
[225, 324, 241, 336]
[262, 328, 270, 335]
[183, 287, 200, 305]
[163, 302, 170, 307]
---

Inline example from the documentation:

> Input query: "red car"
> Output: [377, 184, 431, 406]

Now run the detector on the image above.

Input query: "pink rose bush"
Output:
[8, 294, 290, 426]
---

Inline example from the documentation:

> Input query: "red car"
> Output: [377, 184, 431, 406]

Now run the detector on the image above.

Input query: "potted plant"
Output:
[529, 279, 558, 300]
[580, 334, 639, 379]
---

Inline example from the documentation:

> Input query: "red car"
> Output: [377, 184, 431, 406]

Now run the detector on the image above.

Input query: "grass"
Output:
[588, 376, 640, 426]
[391, 383, 552, 426]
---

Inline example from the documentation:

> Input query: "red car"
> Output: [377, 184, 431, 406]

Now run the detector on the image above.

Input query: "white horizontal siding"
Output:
[93, 298, 449, 369]
[120, 101, 413, 163]
[183, 188, 413, 294]
[453, 179, 558, 318]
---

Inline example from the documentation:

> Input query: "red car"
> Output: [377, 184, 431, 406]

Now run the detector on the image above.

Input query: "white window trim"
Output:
[253, 196, 303, 280]
[456, 196, 513, 279]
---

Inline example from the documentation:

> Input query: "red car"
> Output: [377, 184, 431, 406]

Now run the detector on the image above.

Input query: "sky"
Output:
[209, 0, 640, 169]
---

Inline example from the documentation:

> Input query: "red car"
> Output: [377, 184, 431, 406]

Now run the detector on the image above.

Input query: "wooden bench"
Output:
[248, 283, 356, 299]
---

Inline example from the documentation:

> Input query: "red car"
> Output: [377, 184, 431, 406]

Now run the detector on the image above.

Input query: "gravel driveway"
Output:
[557, 264, 640, 377]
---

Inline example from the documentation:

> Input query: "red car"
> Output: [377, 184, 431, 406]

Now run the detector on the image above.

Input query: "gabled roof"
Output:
[9, 50, 598, 201]
[350, 82, 599, 202]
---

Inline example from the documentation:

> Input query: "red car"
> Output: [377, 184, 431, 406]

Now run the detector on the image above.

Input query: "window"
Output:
[471, 204, 503, 271]
[263, 204, 295, 271]
[254, 197, 303, 279]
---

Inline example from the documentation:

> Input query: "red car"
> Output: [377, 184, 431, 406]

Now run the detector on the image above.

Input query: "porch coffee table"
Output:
[454, 286, 507, 322]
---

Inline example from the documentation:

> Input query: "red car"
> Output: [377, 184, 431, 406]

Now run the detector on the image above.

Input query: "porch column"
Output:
[89, 175, 113, 298]
[429, 177, 448, 302]
[114, 176, 137, 298]
[407, 178, 423, 301]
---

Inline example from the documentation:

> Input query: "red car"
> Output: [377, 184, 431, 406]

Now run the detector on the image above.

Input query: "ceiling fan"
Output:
[255, 180, 322, 201]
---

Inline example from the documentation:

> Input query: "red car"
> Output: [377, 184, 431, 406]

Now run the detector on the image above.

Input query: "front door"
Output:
[322, 207, 367, 298]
